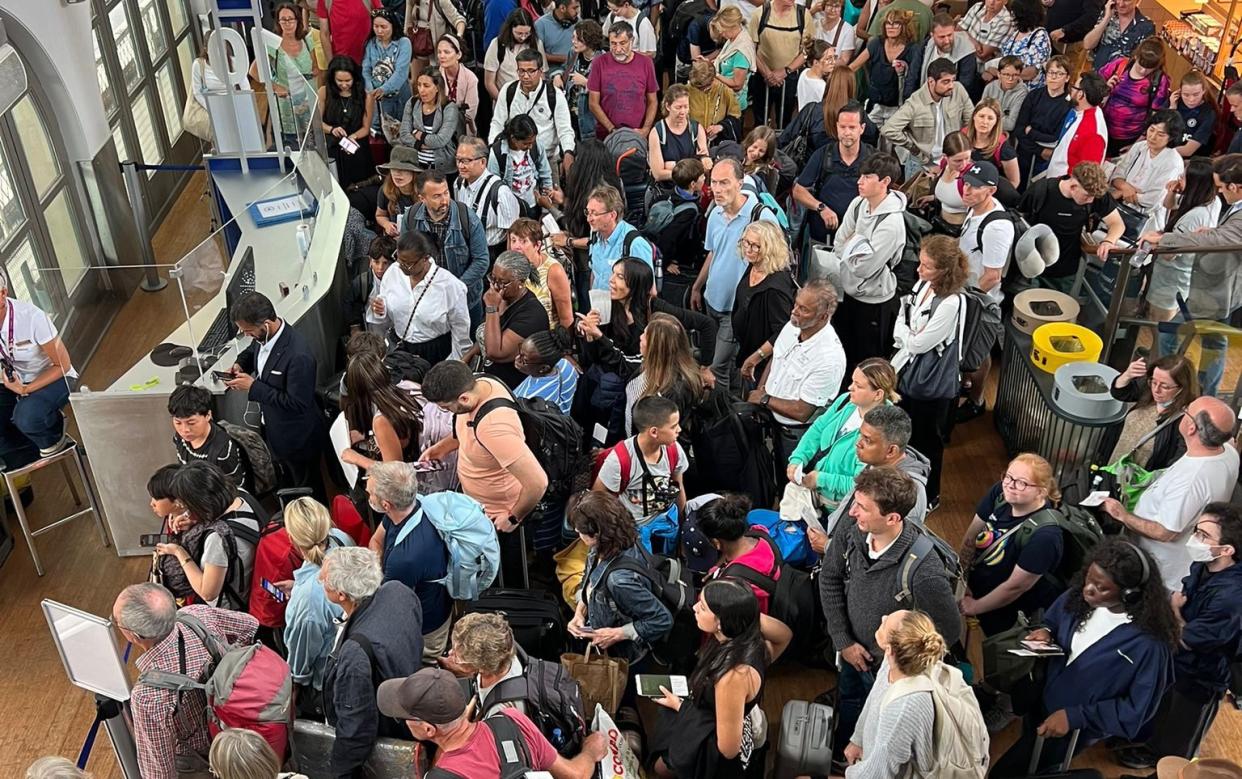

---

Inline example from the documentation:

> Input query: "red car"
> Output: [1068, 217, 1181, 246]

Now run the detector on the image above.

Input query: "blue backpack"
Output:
[746, 508, 817, 570]
[391, 492, 500, 600]
[743, 179, 791, 231]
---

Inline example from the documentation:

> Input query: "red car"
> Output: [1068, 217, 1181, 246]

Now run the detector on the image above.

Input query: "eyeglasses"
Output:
[517, 67, 541, 75]
[584, 208, 609, 217]
[1046, 69, 1068, 77]
[487, 274, 517, 289]
[999, 71, 1021, 79]
[454, 155, 485, 164]
[1002, 473, 1035, 491]
[278, 16, 298, 23]
[740, 238, 761, 251]
[1150, 380, 1180, 391]
[1070, 83, 1084, 93]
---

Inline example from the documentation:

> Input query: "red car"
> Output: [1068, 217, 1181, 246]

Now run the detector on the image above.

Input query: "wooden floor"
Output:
[2, 174, 1239, 777]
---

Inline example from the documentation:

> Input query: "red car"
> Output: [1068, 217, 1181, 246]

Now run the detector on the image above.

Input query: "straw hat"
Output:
[1157, 757, 1242, 779]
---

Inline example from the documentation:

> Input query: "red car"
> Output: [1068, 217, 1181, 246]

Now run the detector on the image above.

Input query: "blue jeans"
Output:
[834, 661, 877, 756]
[0, 377, 73, 470]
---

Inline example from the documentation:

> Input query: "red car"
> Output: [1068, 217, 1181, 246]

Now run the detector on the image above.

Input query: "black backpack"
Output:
[504, 79, 559, 115]
[686, 394, 780, 510]
[469, 392, 590, 500]
[666, 0, 710, 68]
[715, 531, 820, 662]
[845, 520, 964, 607]
[958, 287, 1003, 374]
[477, 646, 586, 757]
[606, 546, 701, 673]
[426, 713, 532, 779]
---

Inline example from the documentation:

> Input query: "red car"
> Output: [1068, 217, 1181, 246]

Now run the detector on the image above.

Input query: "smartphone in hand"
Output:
[261, 578, 287, 603]
[140, 533, 173, 547]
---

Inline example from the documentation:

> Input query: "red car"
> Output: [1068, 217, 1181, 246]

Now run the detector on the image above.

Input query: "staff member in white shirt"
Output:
[741, 280, 847, 468]
[0, 270, 77, 467]
[454, 136, 522, 261]
[374, 230, 473, 363]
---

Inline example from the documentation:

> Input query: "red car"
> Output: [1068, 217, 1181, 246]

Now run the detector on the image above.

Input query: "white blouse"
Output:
[378, 259, 473, 358]
[1110, 142, 1185, 213]
[892, 283, 963, 372]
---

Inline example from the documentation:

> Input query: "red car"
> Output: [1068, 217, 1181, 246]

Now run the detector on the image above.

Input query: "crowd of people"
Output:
[34, 0, 1242, 777]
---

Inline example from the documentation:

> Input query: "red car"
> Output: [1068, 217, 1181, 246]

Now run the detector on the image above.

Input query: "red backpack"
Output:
[138, 613, 292, 759]
[248, 523, 299, 629]
[591, 437, 680, 489]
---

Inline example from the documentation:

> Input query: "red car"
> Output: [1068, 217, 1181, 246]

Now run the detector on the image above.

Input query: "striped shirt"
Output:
[515, 358, 579, 414]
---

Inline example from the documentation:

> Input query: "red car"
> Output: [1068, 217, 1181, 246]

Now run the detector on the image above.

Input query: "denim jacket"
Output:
[580, 545, 674, 663]
[405, 202, 489, 324]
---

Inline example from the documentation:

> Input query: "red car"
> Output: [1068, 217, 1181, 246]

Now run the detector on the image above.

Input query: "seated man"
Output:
[1102, 397, 1240, 591]
[742, 281, 847, 469]
[321, 546, 425, 777]
[167, 385, 253, 493]
[1115, 503, 1242, 774]
[378, 667, 607, 778]
[0, 268, 77, 467]
[117, 582, 259, 779]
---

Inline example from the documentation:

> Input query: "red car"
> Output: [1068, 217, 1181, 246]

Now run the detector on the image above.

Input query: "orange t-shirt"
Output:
[456, 378, 529, 521]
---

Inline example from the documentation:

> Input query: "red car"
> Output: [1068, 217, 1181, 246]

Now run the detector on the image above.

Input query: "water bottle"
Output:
[550, 727, 566, 751]
[296, 223, 311, 260]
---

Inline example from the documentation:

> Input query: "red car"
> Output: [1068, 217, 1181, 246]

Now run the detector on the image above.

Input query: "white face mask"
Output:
[1185, 534, 1220, 563]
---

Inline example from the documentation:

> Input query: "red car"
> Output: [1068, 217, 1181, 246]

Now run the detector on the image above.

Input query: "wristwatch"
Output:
[508, 514, 522, 527]
[485, 306, 499, 314]
[760, 393, 771, 406]
[817, 203, 829, 214]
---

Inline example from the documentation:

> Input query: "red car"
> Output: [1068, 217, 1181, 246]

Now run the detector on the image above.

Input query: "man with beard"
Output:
[882, 57, 975, 179]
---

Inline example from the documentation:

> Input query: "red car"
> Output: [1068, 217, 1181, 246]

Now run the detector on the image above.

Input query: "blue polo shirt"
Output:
[797, 143, 874, 243]
[380, 505, 450, 632]
[534, 14, 575, 67]
[589, 221, 654, 290]
[703, 192, 780, 312]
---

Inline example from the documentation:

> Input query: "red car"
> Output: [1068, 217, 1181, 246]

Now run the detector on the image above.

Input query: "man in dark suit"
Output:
[225, 292, 324, 497]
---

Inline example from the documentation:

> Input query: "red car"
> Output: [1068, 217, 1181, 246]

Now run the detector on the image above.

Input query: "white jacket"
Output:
[832, 191, 909, 303]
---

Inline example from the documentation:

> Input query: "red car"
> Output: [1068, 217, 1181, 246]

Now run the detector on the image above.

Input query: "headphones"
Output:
[1118, 541, 1150, 607]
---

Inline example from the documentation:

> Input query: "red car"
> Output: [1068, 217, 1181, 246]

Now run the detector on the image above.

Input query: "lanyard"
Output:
[0, 303, 15, 365]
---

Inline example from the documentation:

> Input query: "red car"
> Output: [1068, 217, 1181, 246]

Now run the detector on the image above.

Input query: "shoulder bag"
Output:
[897, 284, 965, 401]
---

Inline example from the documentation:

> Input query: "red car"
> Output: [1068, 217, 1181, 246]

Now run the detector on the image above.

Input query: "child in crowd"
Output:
[347, 235, 396, 336]
[982, 56, 1029, 134]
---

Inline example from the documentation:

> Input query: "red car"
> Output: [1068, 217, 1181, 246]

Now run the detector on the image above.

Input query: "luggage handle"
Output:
[1028, 729, 1080, 775]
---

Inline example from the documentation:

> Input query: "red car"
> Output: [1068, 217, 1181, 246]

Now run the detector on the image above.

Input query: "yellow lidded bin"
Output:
[1030, 322, 1102, 374]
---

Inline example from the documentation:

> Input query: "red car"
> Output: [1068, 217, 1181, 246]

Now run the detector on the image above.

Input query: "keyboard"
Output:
[196, 308, 234, 355]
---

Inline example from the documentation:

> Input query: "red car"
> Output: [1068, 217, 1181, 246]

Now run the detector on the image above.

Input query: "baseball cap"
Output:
[962, 161, 999, 188]
[1158, 758, 1242, 779]
[376, 668, 468, 724]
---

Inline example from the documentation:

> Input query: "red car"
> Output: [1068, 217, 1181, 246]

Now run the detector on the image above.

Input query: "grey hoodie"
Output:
[822, 449, 931, 537]
[832, 191, 908, 304]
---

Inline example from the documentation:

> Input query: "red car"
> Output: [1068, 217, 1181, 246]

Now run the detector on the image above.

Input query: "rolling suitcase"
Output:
[774, 699, 835, 779]
[462, 587, 567, 662]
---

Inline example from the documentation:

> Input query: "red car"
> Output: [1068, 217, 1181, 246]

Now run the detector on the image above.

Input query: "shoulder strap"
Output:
[349, 632, 383, 683]
[484, 675, 531, 712]
[896, 532, 937, 607]
[485, 713, 533, 775]
[469, 393, 520, 428]
[613, 438, 635, 493]
[974, 209, 1012, 254]
[656, 121, 667, 145]
[223, 517, 261, 547]
[720, 561, 779, 594]
[757, 3, 772, 36]
[796, 4, 807, 34]
[491, 138, 509, 176]
[621, 229, 650, 257]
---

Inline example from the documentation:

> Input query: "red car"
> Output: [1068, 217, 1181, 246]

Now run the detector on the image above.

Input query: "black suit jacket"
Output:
[235, 322, 322, 460]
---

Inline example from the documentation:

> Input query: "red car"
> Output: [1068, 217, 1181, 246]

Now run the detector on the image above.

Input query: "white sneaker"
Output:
[39, 435, 71, 457]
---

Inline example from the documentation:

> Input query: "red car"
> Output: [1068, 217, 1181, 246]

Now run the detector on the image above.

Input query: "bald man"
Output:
[1102, 396, 1240, 590]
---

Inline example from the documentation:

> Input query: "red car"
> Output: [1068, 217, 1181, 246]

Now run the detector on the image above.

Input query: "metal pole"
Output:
[97, 696, 142, 779]
[120, 162, 168, 293]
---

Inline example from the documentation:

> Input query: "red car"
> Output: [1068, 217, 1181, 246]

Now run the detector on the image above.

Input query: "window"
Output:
[157, 63, 183, 142]
[12, 97, 60, 199]
[110, 3, 142, 92]
[94, 31, 117, 115]
[132, 88, 164, 170]
[168, 0, 189, 34]
[140, 0, 168, 59]
[44, 192, 88, 294]
[6, 239, 41, 309]
[0, 145, 26, 247]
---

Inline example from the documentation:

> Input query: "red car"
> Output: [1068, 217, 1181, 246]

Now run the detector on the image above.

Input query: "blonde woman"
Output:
[957, 453, 1065, 637]
[731, 220, 797, 378]
[844, 610, 946, 779]
[283, 498, 353, 702]
[624, 313, 707, 437]
[786, 357, 900, 505]
[649, 84, 713, 182]
[25, 757, 91, 779]
[965, 99, 1020, 189]
[711, 8, 756, 113]
[208, 728, 307, 779]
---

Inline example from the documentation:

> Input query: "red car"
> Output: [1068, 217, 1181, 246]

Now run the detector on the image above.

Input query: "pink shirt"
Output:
[709, 526, 779, 614]
[433, 709, 558, 775]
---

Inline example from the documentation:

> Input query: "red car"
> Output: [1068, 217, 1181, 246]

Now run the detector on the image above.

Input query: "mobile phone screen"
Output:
[636, 674, 688, 698]
[139, 533, 171, 548]
[261, 579, 287, 603]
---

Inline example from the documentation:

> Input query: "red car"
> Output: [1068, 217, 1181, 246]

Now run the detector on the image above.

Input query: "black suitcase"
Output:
[463, 588, 567, 662]
[1021, 731, 1103, 779]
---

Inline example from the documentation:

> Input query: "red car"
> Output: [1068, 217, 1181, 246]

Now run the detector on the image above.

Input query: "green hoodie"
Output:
[787, 394, 877, 504]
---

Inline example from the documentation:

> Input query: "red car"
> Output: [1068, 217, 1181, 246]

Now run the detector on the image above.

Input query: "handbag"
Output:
[409, 2, 434, 57]
[1093, 409, 1180, 510]
[553, 539, 588, 609]
[561, 643, 629, 717]
[182, 92, 212, 141]
[897, 286, 963, 401]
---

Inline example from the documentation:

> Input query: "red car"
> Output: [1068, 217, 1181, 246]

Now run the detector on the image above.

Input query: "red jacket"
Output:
[248, 527, 300, 628]
[1067, 106, 1107, 173]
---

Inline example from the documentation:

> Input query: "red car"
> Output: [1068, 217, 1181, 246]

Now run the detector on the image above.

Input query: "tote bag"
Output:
[561, 644, 628, 716]
[898, 287, 964, 401]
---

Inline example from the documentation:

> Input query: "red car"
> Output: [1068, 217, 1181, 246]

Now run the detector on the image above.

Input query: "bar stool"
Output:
[0, 437, 110, 576]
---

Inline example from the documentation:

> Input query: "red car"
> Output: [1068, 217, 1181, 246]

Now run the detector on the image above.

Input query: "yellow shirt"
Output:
[689, 82, 741, 128]
[748, 3, 812, 72]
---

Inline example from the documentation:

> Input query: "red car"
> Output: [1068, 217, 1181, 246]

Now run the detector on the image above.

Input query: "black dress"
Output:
[731, 269, 797, 371]
[324, 92, 376, 188]
[650, 662, 767, 779]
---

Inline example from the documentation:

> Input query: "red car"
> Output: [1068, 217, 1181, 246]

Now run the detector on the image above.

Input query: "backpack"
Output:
[716, 530, 820, 662]
[845, 520, 965, 606]
[478, 646, 586, 757]
[972, 208, 1027, 270]
[503, 79, 559, 115]
[606, 545, 701, 672]
[881, 661, 989, 779]
[138, 612, 292, 760]
[644, 196, 700, 236]
[957, 286, 1003, 374]
[756, 2, 807, 39]
[666, 0, 710, 67]
[743, 182, 791, 231]
[605, 128, 653, 224]
[991, 498, 1104, 592]
[490, 139, 544, 219]
[463, 173, 509, 232]
[470, 392, 590, 500]
[220, 420, 276, 495]
[390, 491, 500, 600]
[426, 713, 533, 779]
[686, 392, 780, 510]
[847, 199, 930, 297]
